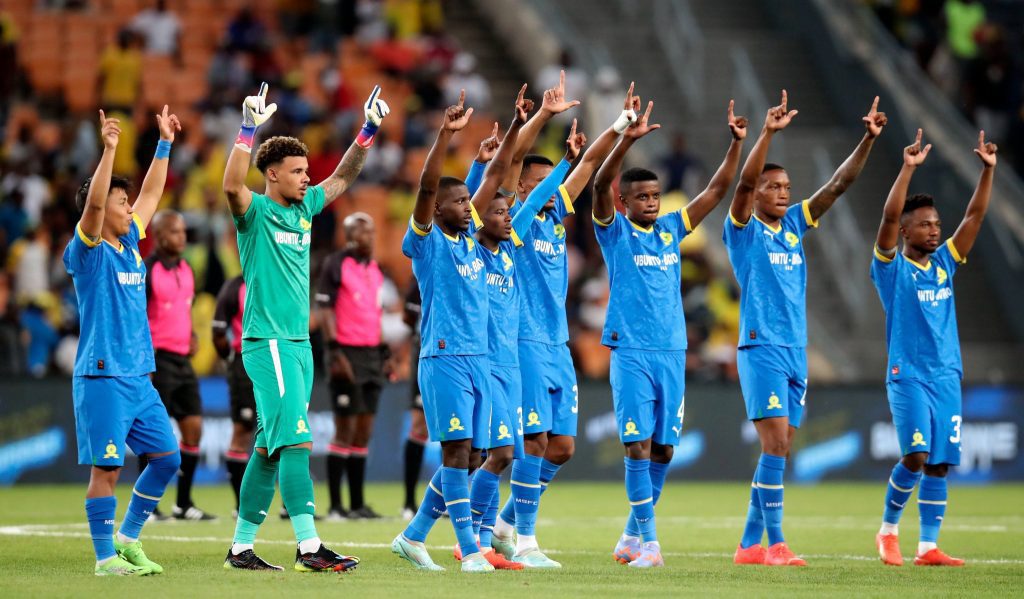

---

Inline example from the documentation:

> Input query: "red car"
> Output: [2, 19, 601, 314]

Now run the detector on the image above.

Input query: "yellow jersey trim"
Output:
[946, 238, 966, 264]
[535, 211, 547, 222]
[728, 211, 749, 228]
[409, 216, 430, 237]
[133, 213, 147, 240]
[753, 214, 782, 234]
[873, 245, 895, 263]
[592, 212, 614, 228]
[442, 230, 461, 243]
[102, 239, 124, 253]
[906, 255, 932, 271]
[76, 224, 101, 248]
[470, 204, 483, 229]
[629, 219, 653, 233]
[681, 207, 693, 233]
[558, 184, 575, 215]
[801, 200, 819, 228]
[511, 228, 524, 248]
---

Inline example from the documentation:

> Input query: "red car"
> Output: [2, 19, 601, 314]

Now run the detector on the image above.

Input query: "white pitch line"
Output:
[2, 525, 1022, 565]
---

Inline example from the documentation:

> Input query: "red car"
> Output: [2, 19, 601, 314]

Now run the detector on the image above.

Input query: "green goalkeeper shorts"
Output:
[241, 338, 314, 456]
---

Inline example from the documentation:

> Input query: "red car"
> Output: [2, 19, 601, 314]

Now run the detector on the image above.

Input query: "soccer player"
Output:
[595, 97, 748, 568]
[317, 211, 391, 520]
[391, 88, 512, 573]
[872, 129, 995, 567]
[64, 106, 182, 576]
[211, 274, 253, 514]
[145, 209, 214, 521]
[221, 83, 388, 572]
[466, 119, 585, 570]
[490, 76, 638, 565]
[401, 280, 428, 520]
[725, 92, 887, 566]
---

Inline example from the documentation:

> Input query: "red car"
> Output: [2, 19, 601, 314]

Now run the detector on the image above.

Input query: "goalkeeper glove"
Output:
[236, 82, 278, 151]
[356, 85, 390, 148]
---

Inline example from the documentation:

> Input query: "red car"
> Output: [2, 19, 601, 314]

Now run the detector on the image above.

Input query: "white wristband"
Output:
[613, 109, 637, 134]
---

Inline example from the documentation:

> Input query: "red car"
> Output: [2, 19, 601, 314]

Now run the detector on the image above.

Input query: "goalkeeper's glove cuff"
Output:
[356, 121, 379, 148]
[235, 125, 257, 152]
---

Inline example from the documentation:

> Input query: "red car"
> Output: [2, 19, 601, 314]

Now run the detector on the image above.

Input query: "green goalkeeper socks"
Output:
[234, 450, 278, 544]
[279, 447, 318, 543]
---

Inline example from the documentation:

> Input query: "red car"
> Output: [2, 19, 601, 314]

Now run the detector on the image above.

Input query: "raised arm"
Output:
[729, 90, 798, 225]
[79, 110, 121, 240]
[132, 105, 181, 230]
[465, 122, 500, 195]
[684, 100, 748, 228]
[319, 85, 391, 205]
[877, 128, 931, 253]
[511, 122, 583, 238]
[807, 96, 887, 221]
[223, 83, 277, 216]
[950, 130, 997, 257]
[560, 82, 638, 201]
[413, 91, 473, 227]
[593, 96, 661, 223]
[500, 70, 580, 201]
[470, 84, 531, 215]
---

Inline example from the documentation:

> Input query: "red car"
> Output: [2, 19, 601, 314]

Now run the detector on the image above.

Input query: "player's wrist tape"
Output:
[235, 125, 257, 151]
[355, 121, 379, 148]
[498, 187, 515, 198]
[613, 109, 635, 134]
[154, 139, 172, 159]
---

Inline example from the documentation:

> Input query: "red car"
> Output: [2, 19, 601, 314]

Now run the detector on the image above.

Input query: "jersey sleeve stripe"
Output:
[728, 211, 749, 228]
[558, 184, 574, 215]
[801, 200, 819, 228]
[592, 212, 614, 227]
[681, 207, 693, 232]
[76, 223, 101, 248]
[946, 238, 966, 264]
[409, 216, 431, 236]
[470, 203, 483, 228]
[510, 228, 524, 248]
[132, 213, 147, 240]
[874, 245, 895, 263]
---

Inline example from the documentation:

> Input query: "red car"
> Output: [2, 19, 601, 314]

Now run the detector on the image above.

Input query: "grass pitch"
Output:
[0, 482, 1021, 597]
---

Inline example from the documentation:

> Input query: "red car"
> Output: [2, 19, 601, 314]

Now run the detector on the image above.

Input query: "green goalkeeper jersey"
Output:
[233, 186, 325, 340]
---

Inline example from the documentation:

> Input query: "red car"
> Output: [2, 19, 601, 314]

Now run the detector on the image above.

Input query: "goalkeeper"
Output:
[221, 83, 389, 573]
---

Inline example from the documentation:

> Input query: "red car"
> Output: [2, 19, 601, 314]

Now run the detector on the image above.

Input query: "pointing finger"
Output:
[559, 69, 566, 91]
[978, 130, 985, 146]
[781, 89, 788, 110]
[870, 95, 879, 113]
[644, 100, 654, 122]
[915, 128, 923, 146]
[99, 109, 106, 124]
[570, 118, 577, 138]
[458, 89, 465, 108]
[258, 82, 269, 100]
[516, 83, 527, 104]
[728, 99, 735, 120]
[491, 122, 498, 138]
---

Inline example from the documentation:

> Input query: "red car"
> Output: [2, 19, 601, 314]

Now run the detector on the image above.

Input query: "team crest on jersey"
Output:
[660, 232, 673, 246]
[767, 392, 782, 410]
[299, 217, 312, 231]
[497, 423, 512, 440]
[296, 418, 310, 434]
[103, 441, 119, 460]
[526, 410, 541, 428]
[784, 232, 799, 248]
[937, 266, 947, 285]
[554, 224, 565, 240]
[911, 430, 927, 447]
[448, 416, 465, 432]
[501, 251, 513, 271]
[623, 419, 640, 436]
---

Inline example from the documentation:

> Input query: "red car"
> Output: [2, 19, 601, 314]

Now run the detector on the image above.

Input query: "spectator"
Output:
[360, 129, 404, 185]
[0, 189, 27, 252]
[944, 0, 986, 61]
[130, 0, 181, 57]
[98, 29, 143, 113]
[443, 53, 491, 112]
[659, 132, 703, 198]
[1, 159, 52, 228]
[225, 7, 268, 54]
[0, 271, 18, 374]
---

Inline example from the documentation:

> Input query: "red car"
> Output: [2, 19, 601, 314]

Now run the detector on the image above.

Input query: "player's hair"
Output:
[902, 193, 935, 215]
[254, 136, 309, 173]
[620, 167, 659, 188]
[437, 176, 466, 199]
[522, 154, 555, 171]
[762, 162, 786, 174]
[75, 175, 132, 214]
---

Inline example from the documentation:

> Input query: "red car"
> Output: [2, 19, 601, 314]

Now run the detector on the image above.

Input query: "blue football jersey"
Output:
[723, 201, 818, 348]
[63, 214, 155, 377]
[512, 184, 574, 346]
[403, 213, 488, 358]
[480, 240, 520, 366]
[871, 239, 965, 381]
[595, 209, 692, 350]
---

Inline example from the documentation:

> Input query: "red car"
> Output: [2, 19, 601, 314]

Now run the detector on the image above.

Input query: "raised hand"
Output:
[540, 69, 581, 116]
[514, 84, 534, 124]
[974, 130, 997, 167]
[862, 96, 887, 138]
[612, 82, 638, 133]
[765, 89, 798, 132]
[476, 122, 501, 162]
[624, 97, 661, 140]
[903, 128, 932, 167]
[442, 89, 474, 132]
[364, 84, 390, 127]
[155, 104, 181, 142]
[565, 118, 587, 161]
[728, 100, 748, 140]
[98, 109, 121, 150]
[242, 82, 278, 128]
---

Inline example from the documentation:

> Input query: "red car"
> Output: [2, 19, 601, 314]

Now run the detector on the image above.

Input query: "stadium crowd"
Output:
[0, 0, 741, 382]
